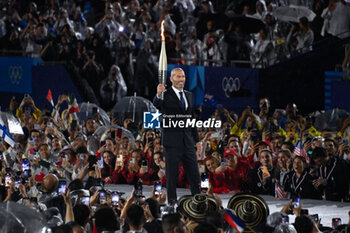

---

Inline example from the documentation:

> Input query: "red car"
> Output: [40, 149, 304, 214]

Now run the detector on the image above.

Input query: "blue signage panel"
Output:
[324, 71, 350, 112]
[205, 67, 260, 114]
[0, 57, 32, 93]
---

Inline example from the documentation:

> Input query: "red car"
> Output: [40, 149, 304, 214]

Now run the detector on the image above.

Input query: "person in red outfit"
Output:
[125, 149, 152, 185]
[101, 150, 115, 184]
[204, 156, 229, 194]
[216, 149, 250, 193]
[150, 151, 187, 188]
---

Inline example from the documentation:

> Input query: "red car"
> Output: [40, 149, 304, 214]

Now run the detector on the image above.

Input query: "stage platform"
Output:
[105, 184, 350, 228]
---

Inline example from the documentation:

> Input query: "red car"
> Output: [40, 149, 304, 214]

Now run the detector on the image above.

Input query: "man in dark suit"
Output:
[153, 68, 202, 203]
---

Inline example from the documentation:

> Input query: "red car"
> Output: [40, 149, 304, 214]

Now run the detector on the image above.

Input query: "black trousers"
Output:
[164, 146, 201, 203]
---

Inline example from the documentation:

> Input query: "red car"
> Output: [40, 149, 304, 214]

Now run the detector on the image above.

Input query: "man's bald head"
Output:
[170, 67, 185, 77]
[42, 174, 59, 193]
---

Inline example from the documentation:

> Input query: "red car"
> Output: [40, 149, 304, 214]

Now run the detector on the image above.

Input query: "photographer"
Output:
[125, 149, 152, 185]
[95, 9, 120, 41]
[143, 129, 156, 159]
[31, 144, 56, 181]
[24, 129, 43, 159]
[54, 8, 74, 34]
[56, 145, 77, 181]
[16, 95, 41, 126]
[71, 152, 86, 182]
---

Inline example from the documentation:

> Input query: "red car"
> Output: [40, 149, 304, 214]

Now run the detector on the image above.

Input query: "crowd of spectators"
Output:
[0, 93, 350, 232]
[1, 0, 350, 232]
[1, 0, 350, 103]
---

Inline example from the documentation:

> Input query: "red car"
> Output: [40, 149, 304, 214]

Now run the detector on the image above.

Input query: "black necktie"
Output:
[179, 92, 186, 110]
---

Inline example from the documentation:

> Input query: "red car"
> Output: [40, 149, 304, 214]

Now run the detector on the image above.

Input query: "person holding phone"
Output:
[25, 130, 42, 159]
[216, 149, 250, 193]
[16, 95, 41, 126]
[72, 147, 89, 182]
[150, 152, 166, 183]
[112, 153, 128, 184]
[50, 136, 62, 161]
[154, 68, 202, 203]
[56, 145, 78, 179]
[283, 156, 321, 200]
[31, 144, 55, 182]
[101, 150, 116, 184]
[204, 156, 229, 194]
[125, 149, 152, 185]
[247, 149, 277, 196]
[96, 138, 115, 158]
[143, 129, 155, 157]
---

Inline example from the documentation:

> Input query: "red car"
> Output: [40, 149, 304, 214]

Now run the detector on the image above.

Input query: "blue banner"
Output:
[324, 71, 350, 112]
[0, 57, 33, 93]
[205, 67, 259, 114]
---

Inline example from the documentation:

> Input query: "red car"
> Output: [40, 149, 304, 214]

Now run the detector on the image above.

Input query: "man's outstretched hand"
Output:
[196, 142, 202, 158]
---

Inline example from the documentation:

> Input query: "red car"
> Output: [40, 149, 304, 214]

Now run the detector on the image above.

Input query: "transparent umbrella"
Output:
[0, 201, 51, 233]
[111, 125, 135, 145]
[274, 5, 316, 23]
[111, 94, 156, 129]
[77, 102, 110, 126]
[87, 126, 108, 154]
[87, 125, 135, 154]
[314, 108, 350, 131]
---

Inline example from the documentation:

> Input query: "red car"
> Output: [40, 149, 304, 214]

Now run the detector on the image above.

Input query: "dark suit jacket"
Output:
[153, 87, 200, 148]
[283, 171, 321, 200]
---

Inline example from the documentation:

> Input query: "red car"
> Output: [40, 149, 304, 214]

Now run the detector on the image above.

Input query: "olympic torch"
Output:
[158, 20, 167, 100]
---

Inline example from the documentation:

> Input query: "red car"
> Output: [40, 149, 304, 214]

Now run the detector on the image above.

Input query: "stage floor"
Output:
[105, 184, 350, 228]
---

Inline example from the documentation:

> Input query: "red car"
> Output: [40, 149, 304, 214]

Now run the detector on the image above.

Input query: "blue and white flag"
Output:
[0, 119, 15, 147]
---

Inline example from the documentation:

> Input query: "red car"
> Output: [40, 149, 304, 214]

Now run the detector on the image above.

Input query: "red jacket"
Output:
[124, 164, 153, 185]
[224, 159, 249, 192]
[209, 172, 230, 194]
[158, 165, 186, 187]
[112, 166, 128, 184]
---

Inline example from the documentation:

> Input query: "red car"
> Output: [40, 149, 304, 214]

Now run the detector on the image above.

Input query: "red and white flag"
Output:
[46, 89, 54, 107]
[68, 94, 80, 113]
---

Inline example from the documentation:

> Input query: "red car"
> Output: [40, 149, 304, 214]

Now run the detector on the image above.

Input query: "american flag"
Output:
[275, 183, 287, 200]
[293, 140, 309, 163]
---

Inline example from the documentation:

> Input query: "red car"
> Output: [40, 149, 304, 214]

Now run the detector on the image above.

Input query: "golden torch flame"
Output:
[161, 20, 165, 41]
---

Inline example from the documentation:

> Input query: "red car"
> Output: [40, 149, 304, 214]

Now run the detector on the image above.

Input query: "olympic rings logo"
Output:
[222, 77, 240, 98]
[8, 66, 23, 85]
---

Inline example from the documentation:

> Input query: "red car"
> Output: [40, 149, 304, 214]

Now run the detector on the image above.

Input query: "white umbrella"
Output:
[273, 5, 316, 23]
